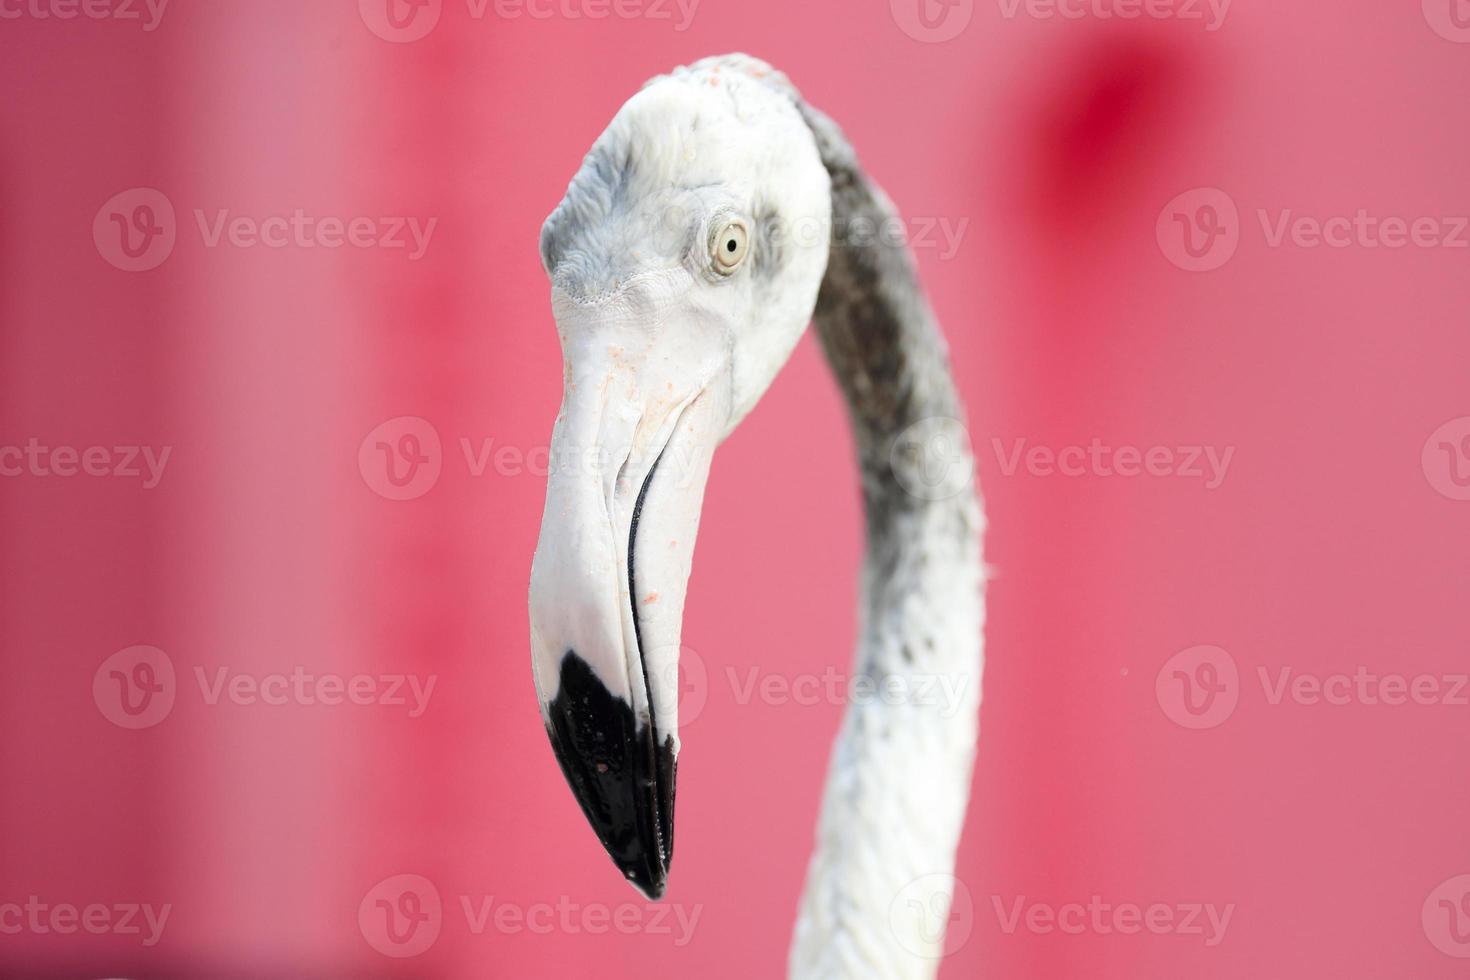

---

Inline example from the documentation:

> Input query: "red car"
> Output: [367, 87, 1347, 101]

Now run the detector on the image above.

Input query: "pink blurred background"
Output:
[4, 0, 1470, 976]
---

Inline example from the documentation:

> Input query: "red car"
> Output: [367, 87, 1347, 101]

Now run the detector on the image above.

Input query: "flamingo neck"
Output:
[787, 104, 985, 980]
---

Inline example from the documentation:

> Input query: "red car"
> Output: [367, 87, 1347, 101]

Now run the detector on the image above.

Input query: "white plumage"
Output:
[530, 55, 984, 979]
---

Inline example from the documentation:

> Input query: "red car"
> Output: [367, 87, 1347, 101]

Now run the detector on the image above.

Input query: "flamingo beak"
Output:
[528, 337, 723, 900]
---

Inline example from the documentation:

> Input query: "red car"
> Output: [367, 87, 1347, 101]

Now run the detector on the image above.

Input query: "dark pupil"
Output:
[726, 239, 737, 252]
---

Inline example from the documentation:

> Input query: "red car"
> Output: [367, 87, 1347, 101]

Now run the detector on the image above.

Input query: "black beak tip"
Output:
[623, 854, 668, 901]
[544, 651, 677, 900]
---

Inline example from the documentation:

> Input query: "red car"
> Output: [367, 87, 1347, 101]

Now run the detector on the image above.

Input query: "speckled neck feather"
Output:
[788, 101, 985, 980]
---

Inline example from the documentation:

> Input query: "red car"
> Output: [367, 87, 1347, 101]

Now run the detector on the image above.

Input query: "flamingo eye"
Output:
[711, 219, 750, 274]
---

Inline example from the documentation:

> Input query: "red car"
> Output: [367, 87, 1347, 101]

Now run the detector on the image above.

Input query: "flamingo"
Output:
[528, 54, 983, 978]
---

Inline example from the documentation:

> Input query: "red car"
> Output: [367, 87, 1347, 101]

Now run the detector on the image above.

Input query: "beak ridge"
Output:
[530, 347, 723, 900]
